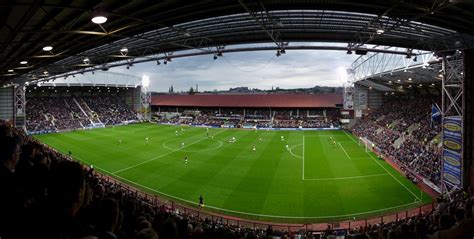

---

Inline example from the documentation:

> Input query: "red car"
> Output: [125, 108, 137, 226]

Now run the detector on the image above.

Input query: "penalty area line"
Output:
[303, 173, 389, 181]
[338, 142, 352, 160]
[342, 130, 422, 202]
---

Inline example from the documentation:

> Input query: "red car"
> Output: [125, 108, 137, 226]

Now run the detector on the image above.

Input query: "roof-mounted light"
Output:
[92, 16, 107, 24]
[42, 46, 53, 51]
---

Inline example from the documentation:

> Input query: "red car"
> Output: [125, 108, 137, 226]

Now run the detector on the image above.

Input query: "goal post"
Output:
[358, 137, 372, 153]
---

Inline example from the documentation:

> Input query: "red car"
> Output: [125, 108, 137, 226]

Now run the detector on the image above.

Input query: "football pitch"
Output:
[34, 123, 432, 222]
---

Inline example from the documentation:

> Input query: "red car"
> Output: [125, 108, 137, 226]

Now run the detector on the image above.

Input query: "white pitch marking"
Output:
[288, 144, 303, 159]
[338, 142, 352, 160]
[302, 135, 305, 180]
[342, 130, 422, 202]
[113, 130, 226, 174]
[304, 173, 388, 181]
[57, 140, 423, 220]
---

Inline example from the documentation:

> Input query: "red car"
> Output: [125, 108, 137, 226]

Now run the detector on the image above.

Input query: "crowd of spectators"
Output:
[352, 99, 442, 186]
[83, 96, 137, 125]
[156, 108, 339, 128]
[26, 96, 138, 133]
[349, 189, 473, 239]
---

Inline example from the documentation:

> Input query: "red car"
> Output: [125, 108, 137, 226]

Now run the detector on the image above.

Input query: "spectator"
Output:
[0, 135, 22, 239]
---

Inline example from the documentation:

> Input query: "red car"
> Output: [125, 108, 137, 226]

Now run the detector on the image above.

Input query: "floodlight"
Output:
[120, 47, 128, 53]
[20, 61, 28, 65]
[83, 58, 90, 63]
[91, 16, 107, 24]
[408, 78, 412, 81]
[376, 29, 384, 34]
[337, 67, 348, 83]
[142, 75, 150, 88]
[8, 69, 14, 73]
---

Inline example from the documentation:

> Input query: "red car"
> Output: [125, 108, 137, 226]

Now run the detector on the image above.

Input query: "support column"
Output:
[463, 49, 474, 193]
[441, 51, 464, 192]
[14, 84, 26, 129]
[140, 86, 151, 120]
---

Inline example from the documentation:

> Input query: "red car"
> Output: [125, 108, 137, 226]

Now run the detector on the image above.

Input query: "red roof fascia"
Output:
[151, 93, 342, 108]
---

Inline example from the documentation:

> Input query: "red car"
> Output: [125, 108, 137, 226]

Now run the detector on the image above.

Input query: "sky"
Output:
[101, 43, 360, 92]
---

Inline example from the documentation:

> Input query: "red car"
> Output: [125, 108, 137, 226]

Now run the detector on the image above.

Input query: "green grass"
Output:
[34, 123, 432, 223]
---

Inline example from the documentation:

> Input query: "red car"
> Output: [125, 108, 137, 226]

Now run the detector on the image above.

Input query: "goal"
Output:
[358, 137, 375, 153]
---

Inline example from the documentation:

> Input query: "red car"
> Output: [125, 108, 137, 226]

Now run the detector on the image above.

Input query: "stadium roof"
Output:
[151, 93, 342, 108]
[2, 1, 474, 85]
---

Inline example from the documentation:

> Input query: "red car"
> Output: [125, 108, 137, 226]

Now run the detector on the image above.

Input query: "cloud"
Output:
[110, 47, 358, 92]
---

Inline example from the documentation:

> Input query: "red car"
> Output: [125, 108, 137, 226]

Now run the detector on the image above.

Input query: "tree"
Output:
[188, 86, 195, 95]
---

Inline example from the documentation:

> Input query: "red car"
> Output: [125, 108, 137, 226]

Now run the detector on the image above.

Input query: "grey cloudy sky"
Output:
[109, 43, 359, 92]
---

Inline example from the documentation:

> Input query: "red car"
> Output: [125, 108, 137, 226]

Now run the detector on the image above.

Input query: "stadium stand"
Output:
[26, 95, 138, 133]
[352, 98, 442, 189]
[152, 93, 341, 129]
[1, 119, 473, 239]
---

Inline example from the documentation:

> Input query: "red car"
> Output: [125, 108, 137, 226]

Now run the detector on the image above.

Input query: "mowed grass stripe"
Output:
[34, 124, 432, 222]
